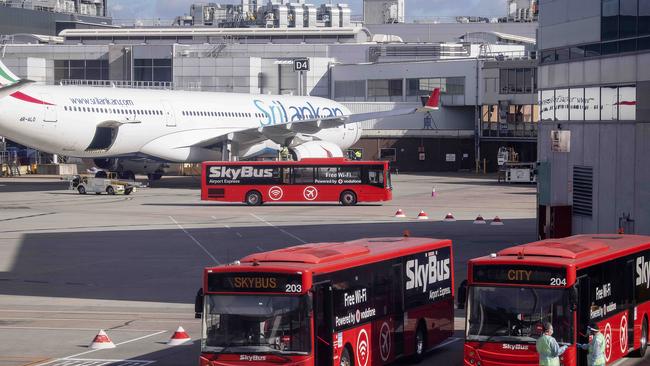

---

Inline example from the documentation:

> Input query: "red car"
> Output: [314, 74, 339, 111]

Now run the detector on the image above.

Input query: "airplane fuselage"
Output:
[0, 85, 358, 162]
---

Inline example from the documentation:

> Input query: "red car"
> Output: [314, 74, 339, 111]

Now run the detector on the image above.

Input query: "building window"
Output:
[584, 87, 601, 120]
[334, 80, 365, 101]
[406, 77, 464, 101]
[601, 86, 619, 120]
[620, 0, 638, 38]
[540, 90, 555, 121]
[134, 58, 172, 82]
[54, 59, 109, 82]
[379, 148, 396, 162]
[602, 0, 620, 41]
[368, 79, 403, 102]
[569, 88, 585, 121]
[619, 85, 636, 120]
[555, 89, 569, 121]
[640, 1, 650, 35]
[498, 68, 535, 95]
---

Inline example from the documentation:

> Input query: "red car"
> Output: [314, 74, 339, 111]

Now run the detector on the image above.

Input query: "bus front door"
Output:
[577, 275, 590, 366]
[392, 263, 405, 357]
[314, 282, 334, 366]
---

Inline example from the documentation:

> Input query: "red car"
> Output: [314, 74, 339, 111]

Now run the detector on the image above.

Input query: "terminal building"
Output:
[0, 0, 112, 36]
[537, 0, 650, 235]
[0, 0, 538, 173]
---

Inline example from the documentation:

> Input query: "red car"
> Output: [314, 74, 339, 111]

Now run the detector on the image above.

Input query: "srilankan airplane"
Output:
[0, 60, 439, 179]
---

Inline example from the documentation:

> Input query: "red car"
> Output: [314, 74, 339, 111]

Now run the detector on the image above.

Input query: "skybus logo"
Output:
[208, 166, 274, 179]
[405, 251, 450, 293]
[636, 256, 650, 289]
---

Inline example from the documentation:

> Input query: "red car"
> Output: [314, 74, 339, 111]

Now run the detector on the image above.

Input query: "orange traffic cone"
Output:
[168, 326, 191, 346]
[473, 214, 486, 224]
[417, 210, 429, 220]
[394, 209, 406, 218]
[443, 212, 456, 222]
[89, 329, 116, 349]
[490, 216, 504, 226]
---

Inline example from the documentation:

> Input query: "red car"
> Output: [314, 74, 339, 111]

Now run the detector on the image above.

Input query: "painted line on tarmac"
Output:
[250, 213, 307, 244]
[430, 337, 462, 351]
[0, 326, 166, 332]
[169, 216, 220, 264]
[57, 330, 167, 360]
[213, 218, 243, 238]
[0, 309, 190, 316]
[38, 358, 155, 366]
[0, 212, 55, 222]
[0, 316, 190, 323]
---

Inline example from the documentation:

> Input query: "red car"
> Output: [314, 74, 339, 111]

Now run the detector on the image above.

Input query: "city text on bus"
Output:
[197, 236, 455, 366]
[463, 235, 650, 366]
[201, 158, 391, 206]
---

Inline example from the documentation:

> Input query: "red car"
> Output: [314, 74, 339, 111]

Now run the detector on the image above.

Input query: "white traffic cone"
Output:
[417, 210, 429, 220]
[168, 326, 191, 346]
[473, 214, 487, 224]
[443, 212, 456, 222]
[490, 216, 504, 226]
[394, 209, 406, 218]
[89, 329, 116, 349]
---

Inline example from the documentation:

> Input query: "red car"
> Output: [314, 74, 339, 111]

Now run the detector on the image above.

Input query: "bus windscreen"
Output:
[466, 286, 573, 344]
[202, 294, 310, 355]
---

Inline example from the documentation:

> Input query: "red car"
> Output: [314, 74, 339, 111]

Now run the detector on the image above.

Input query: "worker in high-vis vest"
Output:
[536, 322, 568, 366]
[579, 322, 606, 366]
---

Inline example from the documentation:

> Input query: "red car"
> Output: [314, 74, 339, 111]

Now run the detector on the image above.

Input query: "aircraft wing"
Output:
[191, 88, 442, 147]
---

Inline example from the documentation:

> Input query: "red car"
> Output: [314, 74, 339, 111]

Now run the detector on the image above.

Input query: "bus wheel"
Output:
[413, 324, 427, 363]
[106, 186, 115, 195]
[340, 190, 357, 206]
[634, 317, 648, 357]
[245, 191, 262, 206]
[340, 346, 353, 366]
[77, 185, 86, 195]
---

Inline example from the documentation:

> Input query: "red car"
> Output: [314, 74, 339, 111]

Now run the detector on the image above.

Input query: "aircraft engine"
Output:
[290, 141, 345, 160]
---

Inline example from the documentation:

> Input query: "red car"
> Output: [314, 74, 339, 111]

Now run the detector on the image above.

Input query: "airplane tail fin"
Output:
[0, 59, 33, 99]
[419, 88, 441, 111]
[0, 59, 20, 87]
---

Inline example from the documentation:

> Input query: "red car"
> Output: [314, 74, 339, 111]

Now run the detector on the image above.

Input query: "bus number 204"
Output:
[550, 278, 567, 286]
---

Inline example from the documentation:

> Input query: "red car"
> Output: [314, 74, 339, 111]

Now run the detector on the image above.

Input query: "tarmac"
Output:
[0, 173, 645, 366]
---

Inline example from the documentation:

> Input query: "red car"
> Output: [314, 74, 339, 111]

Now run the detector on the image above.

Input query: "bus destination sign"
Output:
[207, 272, 303, 293]
[473, 265, 568, 286]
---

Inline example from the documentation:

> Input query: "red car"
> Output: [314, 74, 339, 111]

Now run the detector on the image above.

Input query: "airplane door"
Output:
[162, 100, 176, 127]
[42, 94, 57, 123]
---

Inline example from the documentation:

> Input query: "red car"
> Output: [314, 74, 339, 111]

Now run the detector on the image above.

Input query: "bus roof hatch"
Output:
[497, 238, 610, 259]
[241, 243, 370, 264]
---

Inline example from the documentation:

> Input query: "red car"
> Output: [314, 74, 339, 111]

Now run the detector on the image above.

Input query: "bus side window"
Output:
[368, 167, 384, 187]
[281, 167, 291, 184]
[293, 167, 314, 184]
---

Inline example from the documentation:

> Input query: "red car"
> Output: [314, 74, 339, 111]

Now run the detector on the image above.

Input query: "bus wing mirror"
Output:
[570, 286, 578, 311]
[195, 287, 204, 319]
[457, 280, 468, 310]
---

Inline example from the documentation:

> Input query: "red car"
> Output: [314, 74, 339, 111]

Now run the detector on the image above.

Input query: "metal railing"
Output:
[59, 79, 174, 90]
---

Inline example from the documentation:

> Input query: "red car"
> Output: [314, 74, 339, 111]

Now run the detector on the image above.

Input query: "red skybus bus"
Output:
[197, 236, 454, 366]
[463, 234, 650, 366]
[201, 158, 391, 206]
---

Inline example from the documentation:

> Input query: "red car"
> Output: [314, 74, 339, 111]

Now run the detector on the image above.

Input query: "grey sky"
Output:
[108, 0, 507, 22]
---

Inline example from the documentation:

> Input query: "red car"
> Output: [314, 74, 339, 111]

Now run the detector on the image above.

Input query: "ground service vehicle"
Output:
[198, 236, 454, 366]
[69, 173, 137, 195]
[464, 234, 650, 366]
[201, 158, 391, 206]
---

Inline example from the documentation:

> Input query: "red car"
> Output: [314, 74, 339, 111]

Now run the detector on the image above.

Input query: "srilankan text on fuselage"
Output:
[253, 99, 344, 126]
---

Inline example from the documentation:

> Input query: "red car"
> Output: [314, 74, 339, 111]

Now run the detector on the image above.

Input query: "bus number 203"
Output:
[550, 278, 567, 286]
[285, 284, 302, 293]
